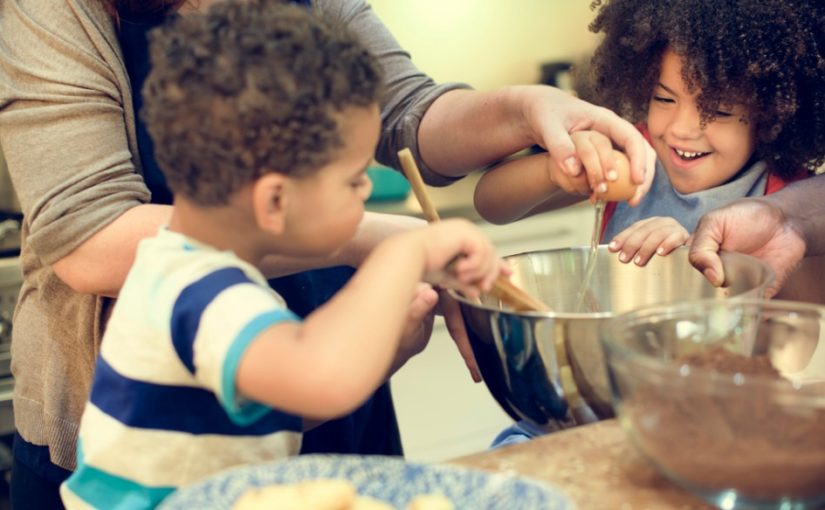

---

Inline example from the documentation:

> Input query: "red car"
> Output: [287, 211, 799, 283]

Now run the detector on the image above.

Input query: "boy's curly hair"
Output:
[587, 0, 825, 179]
[142, 0, 383, 205]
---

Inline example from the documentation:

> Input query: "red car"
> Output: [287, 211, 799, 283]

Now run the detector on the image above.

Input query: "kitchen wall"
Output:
[368, 1, 602, 90]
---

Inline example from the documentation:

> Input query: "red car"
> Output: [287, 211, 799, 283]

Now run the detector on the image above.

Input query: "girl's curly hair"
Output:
[587, 0, 825, 179]
[142, 0, 383, 205]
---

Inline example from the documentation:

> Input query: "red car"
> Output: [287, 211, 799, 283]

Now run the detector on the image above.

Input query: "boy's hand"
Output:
[388, 283, 438, 375]
[419, 218, 507, 299]
[608, 216, 689, 266]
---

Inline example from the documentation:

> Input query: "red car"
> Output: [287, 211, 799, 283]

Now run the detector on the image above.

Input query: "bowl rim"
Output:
[600, 297, 825, 401]
[447, 247, 775, 319]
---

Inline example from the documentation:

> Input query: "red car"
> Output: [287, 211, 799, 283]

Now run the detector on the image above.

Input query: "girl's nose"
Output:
[669, 104, 703, 139]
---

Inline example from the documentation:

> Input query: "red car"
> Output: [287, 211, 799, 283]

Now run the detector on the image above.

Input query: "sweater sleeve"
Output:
[315, 0, 471, 187]
[0, 0, 150, 265]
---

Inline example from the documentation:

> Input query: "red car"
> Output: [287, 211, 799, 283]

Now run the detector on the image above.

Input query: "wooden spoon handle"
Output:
[397, 148, 551, 313]
[490, 276, 552, 313]
[398, 148, 441, 223]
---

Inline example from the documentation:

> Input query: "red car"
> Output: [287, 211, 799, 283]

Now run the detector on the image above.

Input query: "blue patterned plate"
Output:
[159, 454, 572, 509]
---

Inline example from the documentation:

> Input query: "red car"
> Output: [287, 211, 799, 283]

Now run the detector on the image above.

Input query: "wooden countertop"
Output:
[450, 419, 715, 510]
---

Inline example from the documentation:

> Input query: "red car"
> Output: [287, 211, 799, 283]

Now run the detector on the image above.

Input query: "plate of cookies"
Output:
[159, 454, 572, 510]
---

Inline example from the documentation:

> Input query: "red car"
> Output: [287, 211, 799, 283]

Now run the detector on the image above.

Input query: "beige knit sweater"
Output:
[0, 0, 465, 470]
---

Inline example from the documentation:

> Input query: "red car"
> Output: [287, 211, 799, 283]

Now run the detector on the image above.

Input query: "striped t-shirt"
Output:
[61, 227, 303, 509]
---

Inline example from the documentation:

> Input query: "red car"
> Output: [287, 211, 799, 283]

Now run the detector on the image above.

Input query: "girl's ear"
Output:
[251, 173, 288, 234]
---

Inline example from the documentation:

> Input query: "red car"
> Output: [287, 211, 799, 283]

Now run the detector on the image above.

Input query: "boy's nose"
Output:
[359, 176, 373, 202]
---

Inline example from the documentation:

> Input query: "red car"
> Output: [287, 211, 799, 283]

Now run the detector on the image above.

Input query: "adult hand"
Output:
[518, 86, 657, 206]
[688, 198, 806, 298]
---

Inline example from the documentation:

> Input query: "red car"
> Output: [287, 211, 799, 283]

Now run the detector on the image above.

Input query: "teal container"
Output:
[366, 166, 411, 202]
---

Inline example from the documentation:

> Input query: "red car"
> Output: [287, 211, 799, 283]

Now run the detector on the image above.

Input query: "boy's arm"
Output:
[258, 212, 426, 277]
[236, 219, 502, 419]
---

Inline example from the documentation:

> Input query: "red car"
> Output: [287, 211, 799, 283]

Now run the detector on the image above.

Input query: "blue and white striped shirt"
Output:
[61, 227, 303, 509]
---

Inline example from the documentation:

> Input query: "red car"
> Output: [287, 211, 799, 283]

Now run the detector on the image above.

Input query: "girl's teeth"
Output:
[675, 148, 706, 160]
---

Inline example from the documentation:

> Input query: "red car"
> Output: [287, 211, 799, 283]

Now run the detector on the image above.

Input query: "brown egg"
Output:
[594, 150, 637, 202]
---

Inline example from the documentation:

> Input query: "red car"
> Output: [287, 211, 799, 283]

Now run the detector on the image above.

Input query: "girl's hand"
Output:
[608, 216, 689, 266]
[567, 130, 618, 197]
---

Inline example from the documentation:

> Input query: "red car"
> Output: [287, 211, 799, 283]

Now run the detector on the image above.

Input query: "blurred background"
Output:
[370, 0, 601, 91]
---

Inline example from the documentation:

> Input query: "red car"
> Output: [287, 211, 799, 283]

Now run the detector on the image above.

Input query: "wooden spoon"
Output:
[396, 148, 550, 313]
[398, 149, 602, 425]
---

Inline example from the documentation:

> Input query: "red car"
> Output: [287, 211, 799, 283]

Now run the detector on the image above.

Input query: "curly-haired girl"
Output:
[479, 0, 825, 447]
[475, 0, 825, 266]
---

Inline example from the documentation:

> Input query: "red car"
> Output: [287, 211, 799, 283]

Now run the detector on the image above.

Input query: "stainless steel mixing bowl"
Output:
[449, 246, 774, 430]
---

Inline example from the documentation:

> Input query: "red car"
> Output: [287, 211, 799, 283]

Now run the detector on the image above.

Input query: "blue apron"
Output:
[118, 4, 402, 457]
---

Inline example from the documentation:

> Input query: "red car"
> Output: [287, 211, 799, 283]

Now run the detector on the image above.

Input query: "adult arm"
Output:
[323, 0, 655, 197]
[0, 1, 432, 297]
[689, 173, 825, 297]
[0, 0, 155, 297]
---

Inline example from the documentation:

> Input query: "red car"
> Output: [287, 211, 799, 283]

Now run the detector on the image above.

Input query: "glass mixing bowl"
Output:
[601, 299, 825, 510]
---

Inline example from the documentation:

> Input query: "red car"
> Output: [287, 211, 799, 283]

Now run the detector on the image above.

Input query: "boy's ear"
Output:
[251, 173, 289, 234]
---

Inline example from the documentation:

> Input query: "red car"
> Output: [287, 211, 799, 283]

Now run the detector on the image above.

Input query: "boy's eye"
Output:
[350, 175, 368, 189]
[715, 110, 733, 118]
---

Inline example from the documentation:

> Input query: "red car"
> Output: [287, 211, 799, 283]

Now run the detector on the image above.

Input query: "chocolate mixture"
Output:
[625, 346, 825, 502]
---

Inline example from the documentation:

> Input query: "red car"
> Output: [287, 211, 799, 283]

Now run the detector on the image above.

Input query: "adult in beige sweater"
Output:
[0, 0, 654, 507]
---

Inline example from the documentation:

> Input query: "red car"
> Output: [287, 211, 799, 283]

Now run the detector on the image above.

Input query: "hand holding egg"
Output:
[593, 150, 637, 202]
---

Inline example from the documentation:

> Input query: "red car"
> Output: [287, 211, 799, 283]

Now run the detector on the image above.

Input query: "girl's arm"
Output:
[474, 153, 588, 225]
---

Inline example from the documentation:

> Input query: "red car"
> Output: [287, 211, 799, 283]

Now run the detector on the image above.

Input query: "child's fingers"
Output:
[626, 145, 657, 207]
[574, 137, 608, 194]
[450, 242, 496, 287]
[591, 134, 617, 181]
[632, 230, 676, 266]
[612, 218, 662, 263]
[566, 173, 594, 196]
[467, 250, 504, 292]
[657, 230, 690, 255]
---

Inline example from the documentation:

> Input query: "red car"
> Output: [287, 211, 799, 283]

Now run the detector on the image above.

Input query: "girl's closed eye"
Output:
[653, 95, 675, 104]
